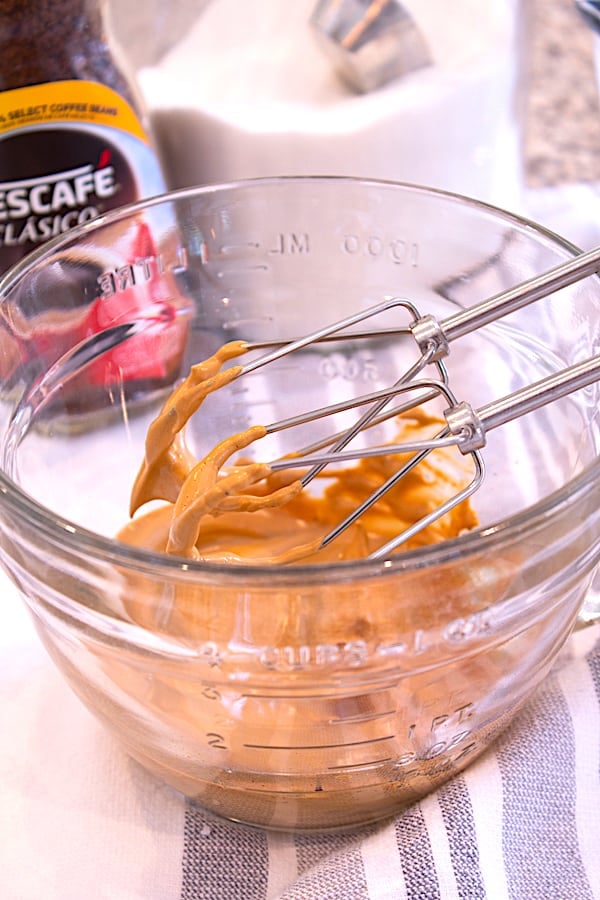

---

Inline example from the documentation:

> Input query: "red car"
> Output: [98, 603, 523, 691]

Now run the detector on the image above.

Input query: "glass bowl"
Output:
[0, 177, 599, 832]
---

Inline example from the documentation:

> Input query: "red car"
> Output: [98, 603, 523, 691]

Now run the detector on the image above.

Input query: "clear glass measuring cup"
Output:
[0, 177, 598, 831]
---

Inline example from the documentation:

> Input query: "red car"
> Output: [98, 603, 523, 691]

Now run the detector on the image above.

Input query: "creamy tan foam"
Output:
[119, 342, 478, 563]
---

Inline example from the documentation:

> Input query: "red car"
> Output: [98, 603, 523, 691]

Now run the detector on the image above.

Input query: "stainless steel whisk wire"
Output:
[16, 234, 600, 561]
[235, 244, 600, 559]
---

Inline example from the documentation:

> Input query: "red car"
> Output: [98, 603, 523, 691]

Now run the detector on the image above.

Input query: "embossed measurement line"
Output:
[241, 686, 394, 701]
[328, 757, 393, 770]
[223, 317, 271, 329]
[219, 242, 261, 254]
[216, 265, 269, 277]
[328, 709, 396, 725]
[243, 735, 395, 751]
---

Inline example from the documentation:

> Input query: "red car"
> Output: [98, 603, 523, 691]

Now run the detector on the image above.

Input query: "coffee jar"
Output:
[0, 1, 191, 425]
[0, 0, 167, 274]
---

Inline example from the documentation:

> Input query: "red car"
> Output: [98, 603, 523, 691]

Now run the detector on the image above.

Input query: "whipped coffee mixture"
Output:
[119, 341, 478, 563]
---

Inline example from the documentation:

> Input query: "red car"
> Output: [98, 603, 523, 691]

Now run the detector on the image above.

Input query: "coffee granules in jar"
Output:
[0, 1, 191, 424]
[0, 0, 167, 271]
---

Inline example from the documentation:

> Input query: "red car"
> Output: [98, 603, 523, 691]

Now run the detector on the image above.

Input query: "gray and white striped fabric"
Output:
[178, 625, 600, 900]
[1, 584, 599, 900]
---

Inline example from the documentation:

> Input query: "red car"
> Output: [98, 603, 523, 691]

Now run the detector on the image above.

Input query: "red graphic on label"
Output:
[97, 148, 112, 169]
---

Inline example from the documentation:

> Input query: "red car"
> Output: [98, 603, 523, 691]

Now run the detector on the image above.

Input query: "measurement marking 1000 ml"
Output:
[266, 231, 420, 266]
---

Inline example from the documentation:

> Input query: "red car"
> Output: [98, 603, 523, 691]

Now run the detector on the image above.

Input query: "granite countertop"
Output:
[527, 0, 600, 185]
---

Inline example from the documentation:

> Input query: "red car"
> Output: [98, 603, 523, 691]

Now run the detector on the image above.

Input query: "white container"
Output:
[135, 0, 527, 209]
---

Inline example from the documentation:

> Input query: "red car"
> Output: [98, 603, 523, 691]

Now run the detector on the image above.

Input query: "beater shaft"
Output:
[245, 245, 600, 364]
[412, 243, 600, 359]
[213, 245, 600, 560]
[267, 354, 600, 468]
[263, 352, 600, 559]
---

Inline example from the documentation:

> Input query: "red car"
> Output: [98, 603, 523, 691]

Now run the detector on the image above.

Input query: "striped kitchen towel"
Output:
[180, 622, 600, 900]
[1, 589, 599, 899]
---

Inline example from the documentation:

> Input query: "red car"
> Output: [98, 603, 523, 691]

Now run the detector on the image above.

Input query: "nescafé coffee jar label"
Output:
[0, 0, 167, 273]
[0, 80, 165, 272]
[0, 1, 190, 426]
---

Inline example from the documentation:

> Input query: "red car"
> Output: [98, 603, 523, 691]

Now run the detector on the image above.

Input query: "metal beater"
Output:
[233, 244, 600, 559]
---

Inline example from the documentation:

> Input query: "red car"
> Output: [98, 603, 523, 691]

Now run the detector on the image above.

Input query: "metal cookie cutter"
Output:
[310, 0, 432, 92]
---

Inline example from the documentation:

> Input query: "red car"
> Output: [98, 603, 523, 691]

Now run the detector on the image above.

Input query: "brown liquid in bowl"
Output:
[118, 341, 478, 564]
